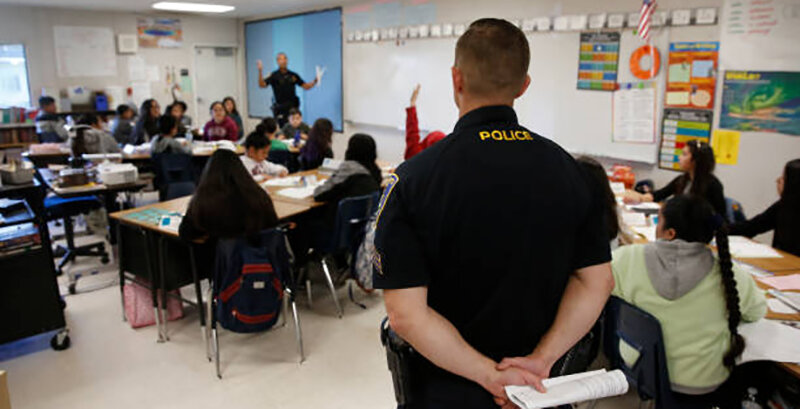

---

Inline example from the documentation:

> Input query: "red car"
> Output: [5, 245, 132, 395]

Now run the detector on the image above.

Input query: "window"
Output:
[0, 44, 31, 108]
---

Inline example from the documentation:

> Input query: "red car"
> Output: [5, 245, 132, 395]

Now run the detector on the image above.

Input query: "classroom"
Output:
[1, 0, 799, 407]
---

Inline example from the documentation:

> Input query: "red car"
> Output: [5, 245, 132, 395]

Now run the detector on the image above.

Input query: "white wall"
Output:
[0, 5, 240, 123]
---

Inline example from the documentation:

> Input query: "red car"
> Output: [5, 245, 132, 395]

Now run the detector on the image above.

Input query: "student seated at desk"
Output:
[279, 108, 310, 141]
[111, 105, 135, 145]
[223, 97, 244, 140]
[71, 114, 121, 155]
[131, 99, 160, 145]
[258, 117, 289, 152]
[179, 149, 279, 242]
[166, 102, 190, 137]
[405, 84, 446, 160]
[35, 96, 69, 143]
[314, 133, 381, 203]
[203, 101, 239, 143]
[150, 115, 191, 155]
[576, 156, 632, 249]
[611, 195, 766, 407]
[241, 128, 288, 181]
[625, 140, 727, 217]
[730, 158, 800, 257]
[299, 118, 333, 170]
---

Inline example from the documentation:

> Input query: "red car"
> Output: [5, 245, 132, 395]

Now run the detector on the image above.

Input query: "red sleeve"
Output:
[404, 106, 422, 160]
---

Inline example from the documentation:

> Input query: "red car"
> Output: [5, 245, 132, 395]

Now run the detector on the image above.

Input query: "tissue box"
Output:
[97, 163, 138, 185]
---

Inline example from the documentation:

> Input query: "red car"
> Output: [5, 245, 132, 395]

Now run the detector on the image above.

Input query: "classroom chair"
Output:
[603, 296, 708, 409]
[725, 197, 747, 225]
[206, 227, 304, 379]
[45, 195, 110, 294]
[267, 149, 298, 173]
[152, 153, 195, 201]
[305, 192, 380, 318]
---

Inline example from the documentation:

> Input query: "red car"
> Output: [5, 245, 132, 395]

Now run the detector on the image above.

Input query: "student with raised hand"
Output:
[132, 99, 161, 145]
[111, 105, 135, 145]
[405, 84, 446, 160]
[150, 114, 192, 155]
[279, 108, 311, 141]
[730, 158, 800, 257]
[179, 149, 279, 242]
[314, 133, 382, 203]
[611, 195, 766, 407]
[625, 140, 726, 216]
[203, 101, 239, 142]
[223, 96, 244, 139]
[71, 114, 121, 156]
[35, 96, 69, 143]
[241, 127, 289, 182]
[299, 118, 334, 170]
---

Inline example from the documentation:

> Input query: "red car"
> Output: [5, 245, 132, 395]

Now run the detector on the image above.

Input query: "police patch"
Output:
[375, 172, 399, 226]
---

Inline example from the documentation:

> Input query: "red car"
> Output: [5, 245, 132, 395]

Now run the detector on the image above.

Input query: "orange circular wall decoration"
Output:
[630, 45, 661, 80]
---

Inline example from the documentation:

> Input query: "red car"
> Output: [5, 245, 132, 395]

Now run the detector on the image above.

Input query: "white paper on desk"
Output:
[734, 261, 771, 278]
[621, 212, 648, 227]
[727, 236, 783, 258]
[768, 298, 798, 315]
[277, 186, 317, 200]
[629, 202, 661, 211]
[505, 369, 628, 409]
[632, 225, 657, 242]
[738, 319, 800, 365]
[263, 176, 301, 187]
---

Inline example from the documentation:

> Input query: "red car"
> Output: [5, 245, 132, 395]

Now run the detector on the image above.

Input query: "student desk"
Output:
[108, 171, 330, 342]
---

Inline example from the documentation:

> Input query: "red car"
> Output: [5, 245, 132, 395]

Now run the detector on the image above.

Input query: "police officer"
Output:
[374, 19, 614, 409]
[256, 53, 322, 127]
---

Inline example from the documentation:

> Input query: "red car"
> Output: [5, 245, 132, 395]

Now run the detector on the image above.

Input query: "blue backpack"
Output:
[214, 230, 289, 333]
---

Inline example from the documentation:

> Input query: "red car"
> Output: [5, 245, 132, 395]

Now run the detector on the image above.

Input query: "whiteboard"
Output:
[53, 26, 118, 78]
[344, 29, 667, 164]
[719, 0, 800, 71]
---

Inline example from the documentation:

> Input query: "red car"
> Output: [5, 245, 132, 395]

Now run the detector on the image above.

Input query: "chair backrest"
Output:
[725, 197, 746, 224]
[164, 181, 195, 201]
[603, 296, 680, 409]
[551, 319, 602, 378]
[267, 149, 291, 168]
[330, 192, 380, 253]
[152, 152, 194, 201]
[213, 228, 293, 333]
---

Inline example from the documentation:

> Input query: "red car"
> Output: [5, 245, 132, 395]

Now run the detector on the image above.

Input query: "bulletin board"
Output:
[665, 42, 719, 110]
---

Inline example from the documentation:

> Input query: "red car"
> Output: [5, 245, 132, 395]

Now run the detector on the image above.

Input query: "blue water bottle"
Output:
[294, 130, 301, 146]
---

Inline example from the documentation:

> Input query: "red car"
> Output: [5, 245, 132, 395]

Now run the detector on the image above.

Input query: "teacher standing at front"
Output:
[256, 52, 322, 127]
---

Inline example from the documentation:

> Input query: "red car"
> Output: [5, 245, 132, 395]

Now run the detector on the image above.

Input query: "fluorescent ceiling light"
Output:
[152, 2, 235, 13]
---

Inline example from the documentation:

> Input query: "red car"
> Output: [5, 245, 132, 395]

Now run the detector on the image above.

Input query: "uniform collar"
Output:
[453, 105, 518, 133]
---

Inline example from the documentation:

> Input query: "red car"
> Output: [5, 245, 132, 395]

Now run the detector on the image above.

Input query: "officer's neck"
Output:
[458, 98, 514, 118]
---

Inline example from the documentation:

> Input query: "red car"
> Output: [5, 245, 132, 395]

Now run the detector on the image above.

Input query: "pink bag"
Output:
[124, 281, 184, 329]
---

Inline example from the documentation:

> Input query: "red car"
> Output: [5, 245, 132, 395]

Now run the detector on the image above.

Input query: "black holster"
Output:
[381, 317, 416, 406]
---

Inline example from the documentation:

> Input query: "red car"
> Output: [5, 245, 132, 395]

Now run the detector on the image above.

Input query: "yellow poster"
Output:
[711, 129, 741, 165]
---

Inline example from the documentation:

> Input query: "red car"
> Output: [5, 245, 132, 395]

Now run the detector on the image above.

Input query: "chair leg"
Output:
[320, 258, 343, 318]
[158, 237, 170, 342]
[348, 280, 367, 310]
[118, 227, 126, 322]
[213, 327, 221, 379]
[205, 287, 213, 362]
[189, 245, 207, 360]
[291, 297, 305, 363]
[306, 279, 313, 307]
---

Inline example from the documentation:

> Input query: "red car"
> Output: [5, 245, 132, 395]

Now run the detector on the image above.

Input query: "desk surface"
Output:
[37, 168, 147, 197]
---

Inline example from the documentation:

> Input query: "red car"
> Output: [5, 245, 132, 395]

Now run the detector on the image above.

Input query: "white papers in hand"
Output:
[505, 369, 629, 409]
[738, 319, 800, 365]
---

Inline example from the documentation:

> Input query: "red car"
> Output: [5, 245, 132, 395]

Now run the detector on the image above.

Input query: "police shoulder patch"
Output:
[375, 173, 399, 225]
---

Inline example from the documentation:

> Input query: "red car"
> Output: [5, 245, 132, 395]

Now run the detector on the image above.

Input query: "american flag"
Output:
[638, 0, 657, 40]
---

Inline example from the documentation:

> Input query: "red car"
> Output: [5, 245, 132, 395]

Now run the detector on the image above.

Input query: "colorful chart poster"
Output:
[665, 42, 719, 110]
[577, 32, 620, 91]
[720, 71, 800, 136]
[137, 18, 183, 48]
[660, 109, 713, 170]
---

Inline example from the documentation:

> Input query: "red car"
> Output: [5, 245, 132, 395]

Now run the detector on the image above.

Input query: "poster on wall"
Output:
[53, 26, 117, 78]
[660, 108, 713, 170]
[665, 42, 719, 110]
[137, 18, 183, 48]
[577, 32, 620, 91]
[612, 82, 657, 143]
[720, 71, 800, 136]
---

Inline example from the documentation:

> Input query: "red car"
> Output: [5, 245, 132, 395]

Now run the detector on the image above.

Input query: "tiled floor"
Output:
[2, 227, 641, 409]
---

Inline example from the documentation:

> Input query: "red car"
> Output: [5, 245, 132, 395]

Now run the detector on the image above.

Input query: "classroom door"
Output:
[194, 46, 238, 128]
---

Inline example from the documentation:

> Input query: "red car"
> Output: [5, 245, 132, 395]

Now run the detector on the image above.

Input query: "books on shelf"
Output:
[0, 222, 41, 257]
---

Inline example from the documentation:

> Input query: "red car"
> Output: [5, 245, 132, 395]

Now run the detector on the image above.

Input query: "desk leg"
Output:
[188, 244, 208, 360]
[118, 225, 126, 322]
[104, 192, 120, 246]
[158, 236, 170, 342]
[141, 229, 165, 343]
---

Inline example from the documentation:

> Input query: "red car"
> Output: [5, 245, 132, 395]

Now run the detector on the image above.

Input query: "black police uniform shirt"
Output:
[266, 69, 305, 107]
[373, 105, 611, 381]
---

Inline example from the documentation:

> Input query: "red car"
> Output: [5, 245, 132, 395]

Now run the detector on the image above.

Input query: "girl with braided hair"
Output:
[611, 195, 766, 406]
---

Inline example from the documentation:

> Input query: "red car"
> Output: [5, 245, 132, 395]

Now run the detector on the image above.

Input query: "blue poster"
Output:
[720, 70, 800, 136]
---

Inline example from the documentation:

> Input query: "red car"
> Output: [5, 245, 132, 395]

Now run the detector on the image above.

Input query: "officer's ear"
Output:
[514, 74, 531, 99]
[451, 66, 464, 94]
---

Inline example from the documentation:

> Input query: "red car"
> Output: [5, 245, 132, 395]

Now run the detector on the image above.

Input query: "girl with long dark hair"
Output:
[730, 158, 800, 256]
[576, 156, 621, 245]
[626, 140, 727, 216]
[131, 99, 161, 145]
[223, 96, 244, 139]
[611, 195, 765, 406]
[313, 133, 381, 203]
[299, 118, 334, 170]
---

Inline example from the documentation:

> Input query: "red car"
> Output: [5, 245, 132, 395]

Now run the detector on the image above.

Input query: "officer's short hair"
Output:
[455, 18, 530, 99]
